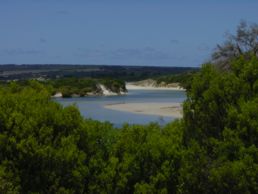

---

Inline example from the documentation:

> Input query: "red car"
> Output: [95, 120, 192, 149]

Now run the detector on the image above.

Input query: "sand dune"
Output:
[126, 83, 185, 91]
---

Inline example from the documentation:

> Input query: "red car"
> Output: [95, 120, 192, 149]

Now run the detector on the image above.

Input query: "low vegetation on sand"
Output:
[47, 78, 127, 97]
[154, 71, 197, 90]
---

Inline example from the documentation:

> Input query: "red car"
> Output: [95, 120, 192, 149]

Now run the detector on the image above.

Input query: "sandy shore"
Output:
[126, 83, 185, 91]
[104, 102, 183, 118]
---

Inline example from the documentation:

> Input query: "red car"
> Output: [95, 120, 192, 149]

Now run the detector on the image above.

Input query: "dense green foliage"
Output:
[99, 79, 126, 94]
[49, 78, 126, 97]
[0, 78, 127, 98]
[181, 54, 258, 193]
[0, 54, 257, 193]
[48, 78, 99, 97]
[0, 81, 184, 193]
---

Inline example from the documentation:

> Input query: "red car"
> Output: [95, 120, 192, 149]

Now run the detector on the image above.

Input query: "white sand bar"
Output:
[104, 102, 183, 118]
[126, 83, 185, 91]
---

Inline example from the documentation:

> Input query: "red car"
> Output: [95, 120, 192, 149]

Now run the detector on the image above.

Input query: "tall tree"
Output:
[212, 21, 258, 70]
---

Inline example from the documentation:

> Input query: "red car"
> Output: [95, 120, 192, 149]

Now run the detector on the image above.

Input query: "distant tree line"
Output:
[0, 65, 197, 82]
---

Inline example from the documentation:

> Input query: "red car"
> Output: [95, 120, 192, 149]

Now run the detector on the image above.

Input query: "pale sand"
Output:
[126, 83, 185, 91]
[104, 102, 183, 118]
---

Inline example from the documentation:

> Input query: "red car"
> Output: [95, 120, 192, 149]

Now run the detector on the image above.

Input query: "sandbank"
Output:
[126, 83, 185, 91]
[104, 102, 183, 118]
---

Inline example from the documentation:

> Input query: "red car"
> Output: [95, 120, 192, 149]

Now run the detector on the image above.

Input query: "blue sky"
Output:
[0, 0, 257, 66]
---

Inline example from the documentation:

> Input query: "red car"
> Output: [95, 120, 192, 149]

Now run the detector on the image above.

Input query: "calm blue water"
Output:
[54, 89, 186, 127]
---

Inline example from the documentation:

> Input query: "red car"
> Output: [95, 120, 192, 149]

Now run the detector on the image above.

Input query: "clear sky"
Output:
[0, 0, 257, 67]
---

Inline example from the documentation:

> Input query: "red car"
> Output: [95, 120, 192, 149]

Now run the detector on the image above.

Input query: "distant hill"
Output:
[0, 64, 198, 81]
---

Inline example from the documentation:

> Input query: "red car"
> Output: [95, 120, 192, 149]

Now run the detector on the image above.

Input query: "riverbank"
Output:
[104, 102, 183, 118]
[126, 83, 184, 90]
[126, 79, 185, 91]
[52, 84, 126, 98]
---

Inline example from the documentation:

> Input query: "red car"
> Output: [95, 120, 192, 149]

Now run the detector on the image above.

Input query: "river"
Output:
[54, 89, 186, 127]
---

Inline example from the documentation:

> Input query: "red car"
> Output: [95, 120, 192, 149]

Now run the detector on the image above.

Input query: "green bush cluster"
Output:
[46, 78, 126, 97]
[48, 78, 98, 97]
[0, 81, 183, 193]
[181, 54, 258, 193]
[0, 78, 128, 98]
[100, 79, 126, 94]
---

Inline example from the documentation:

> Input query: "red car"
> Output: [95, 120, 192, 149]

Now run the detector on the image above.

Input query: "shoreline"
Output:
[52, 84, 127, 98]
[104, 102, 183, 118]
[51, 92, 126, 98]
[126, 83, 185, 91]
[52, 83, 185, 98]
